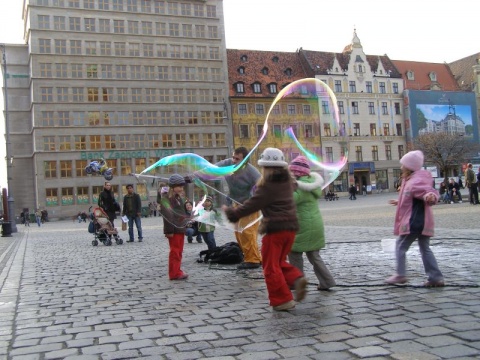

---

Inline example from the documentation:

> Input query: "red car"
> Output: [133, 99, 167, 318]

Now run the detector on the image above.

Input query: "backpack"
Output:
[198, 242, 244, 264]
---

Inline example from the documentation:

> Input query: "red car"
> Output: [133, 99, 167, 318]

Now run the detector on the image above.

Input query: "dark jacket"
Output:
[98, 189, 117, 221]
[161, 194, 188, 234]
[224, 169, 299, 235]
[122, 192, 142, 217]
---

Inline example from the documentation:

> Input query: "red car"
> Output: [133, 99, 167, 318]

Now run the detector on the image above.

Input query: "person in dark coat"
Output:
[98, 181, 118, 226]
[122, 184, 143, 242]
[349, 184, 357, 200]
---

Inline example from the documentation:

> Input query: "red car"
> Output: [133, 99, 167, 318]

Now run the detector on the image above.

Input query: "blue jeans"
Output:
[396, 234, 443, 282]
[128, 215, 143, 241]
[185, 227, 201, 242]
[200, 231, 216, 251]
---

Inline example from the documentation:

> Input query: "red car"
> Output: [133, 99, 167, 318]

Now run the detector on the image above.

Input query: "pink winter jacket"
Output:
[394, 170, 439, 237]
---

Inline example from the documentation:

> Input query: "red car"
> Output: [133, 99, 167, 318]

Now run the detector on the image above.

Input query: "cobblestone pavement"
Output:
[0, 192, 479, 359]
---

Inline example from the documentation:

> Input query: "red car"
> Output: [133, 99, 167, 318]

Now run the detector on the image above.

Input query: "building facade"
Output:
[3, 0, 231, 219]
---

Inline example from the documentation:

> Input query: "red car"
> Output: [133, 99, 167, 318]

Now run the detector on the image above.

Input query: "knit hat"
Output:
[168, 174, 186, 187]
[400, 150, 424, 172]
[258, 148, 288, 168]
[289, 156, 310, 177]
[205, 196, 213, 203]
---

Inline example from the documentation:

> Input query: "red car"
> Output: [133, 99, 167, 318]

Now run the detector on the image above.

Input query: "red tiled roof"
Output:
[392, 60, 460, 91]
[448, 53, 480, 91]
[226, 49, 308, 98]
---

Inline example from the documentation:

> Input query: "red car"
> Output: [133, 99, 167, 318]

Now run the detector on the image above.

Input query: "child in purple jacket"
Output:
[385, 150, 444, 287]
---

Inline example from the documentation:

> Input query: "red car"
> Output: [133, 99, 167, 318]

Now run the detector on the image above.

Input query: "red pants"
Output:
[168, 233, 185, 279]
[261, 231, 303, 306]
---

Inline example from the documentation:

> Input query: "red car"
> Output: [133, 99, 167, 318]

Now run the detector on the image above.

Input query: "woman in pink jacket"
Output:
[385, 150, 444, 287]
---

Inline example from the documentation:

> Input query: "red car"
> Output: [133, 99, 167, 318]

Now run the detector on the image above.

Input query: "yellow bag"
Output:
[121, 221, 127, 231]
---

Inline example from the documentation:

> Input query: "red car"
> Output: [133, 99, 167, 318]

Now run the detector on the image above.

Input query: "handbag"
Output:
[121, 221, 127, 231]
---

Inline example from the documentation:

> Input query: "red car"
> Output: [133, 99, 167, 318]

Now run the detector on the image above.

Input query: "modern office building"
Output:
[2, 0, 231, 219]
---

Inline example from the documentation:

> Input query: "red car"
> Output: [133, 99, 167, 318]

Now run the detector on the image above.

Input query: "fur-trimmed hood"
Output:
[296, 172, 324, 192]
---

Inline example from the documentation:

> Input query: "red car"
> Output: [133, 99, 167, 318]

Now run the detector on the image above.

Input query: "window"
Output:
[372, 146, 379, 161]
[158, 89, 169, 102]
[86, 64, 98, 78]
[156, 22, 167, 35]
[174, 111, 184, 125]
[57, 111, 70, 126]
[129, 43, 140, 57]
[382, 102, 388, 115]
[185, 67, 196, 80]
[101, 64, 112, 79]
[45, 188, 58, 206]
[303, 105, 311, 115]
[130, 65, 141, 79]
[238, 104, 247, 115]
[70, 40, 81, 55]
[162, 134, 173, 147]
[212, 90, 222, 103]
[99, 0, 109, 10]
[85, 41, 96, 55]
[76, 186, 89, 204]
[207, 4, 216, 17]
[268, 83, 277, 94]
[396, 123, 402, 136]
[128, 20, 139, 34]
[113, 0, 123, 10]
[44, 161, 57, 178]
[169, 23, 180, 36]
[144, 65, 155, 80]
[287, 104, 296, 115]
[370, 123, 377, 136]
[142, 21, 153, 34]
[181, 3, 191, 15]
[58, 135, 72, 150]
[176, 134, 186, 148]
[383, 123, 390, 136]
[55, 63, 67, 77]
[69, 17, 80, 31]
[255, 104, 265, 115]
[355, 146, 363, 162]
[145, 111, 157, 125]
[398, 145, 404, 158]
[114, 20, 125, 33]
[187, 111, 197, 124]
[235, 83, 244, 93]
[379, 82, 386, 94]
[71, 63, 82, 78]
[239, 124, 249, 138]
[366, 81, 372, 93]
[117, 88, 128, 102]
[185, 89, 195, 103]
[394, 102, 401, 115]
[334, 80, 342, 92]
[210, 68, 220, 81]
[349, 81, 356, 93]
[38, 15, 50, 29]
[353, 123, 360, 136]
[197, 46, 207, 59]
[132, 111, 143, 125]
[170, 45, 181, 58]
[321, 101, 330, 114]
[147, 134, 159, 148]
[385, 145, 392, 160]
[352, 101, 359, 114]
[47, 89, 60, 105]
[53, 16, 66, 30]
[146, 88, 156, 102]
[102, 87, 113, 102]
[183, 24, 193, 37]
[325, 147, 333, 162]
[84, 0, 95, 8]
[208, 26, 218, 38]
[273, 124, 282, 137]
[368, 102, 375, 115]
[158, 66, 168, 79]
[199, 89, 209, 102]
[196, 25, 205, 38]
[43, 136, 56, 151]
[116, 65, 127, 79]
[304, 124, 313, 138]
[60, 160, 73, 178]
[40, 63, 52, 77]
[104, 112, 115, 125]
[194, 3, 204, 16]
[256, 125, 263, 137]
[429, 72, 437, 81]
[119, 134, 131, 148]
[131, 88, 142, 102]
[84, 18, 95, 32]
[41, 87, 53, 102]
[189, 133, 199, 147]
[209, 47, 219, 59]
[55, 39, 67, 54]
[215, 133, 225, 146]
[393, 83, 399, 94]
[88, 112, 100, 126]
[323, 123, 331, 137]
[172, 89, 182, 103]
[127, 0, 137, 11]
[73, 112, 85, 126]
[42, 111, 54, 126]
[338, 101, 344, 114]
[76, 160, 88, 177]
[89, 135, 101, 150]
[407, 71, 414, 80]
[133, 134, 145, 148]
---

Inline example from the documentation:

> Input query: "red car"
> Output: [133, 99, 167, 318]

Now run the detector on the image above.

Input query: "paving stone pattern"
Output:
[0, 193, 479, 359]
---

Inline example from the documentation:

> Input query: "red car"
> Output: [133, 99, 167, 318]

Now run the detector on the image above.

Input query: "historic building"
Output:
[2, 0, 231, 219]
[227, 31, 406, 193]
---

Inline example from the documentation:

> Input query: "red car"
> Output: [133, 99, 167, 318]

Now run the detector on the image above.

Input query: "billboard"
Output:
[403, 90, 479, 144]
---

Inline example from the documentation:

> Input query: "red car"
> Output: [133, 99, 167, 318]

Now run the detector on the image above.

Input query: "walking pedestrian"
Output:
[385, 150, 444, 287]
[122, 184, 143, 242]
[161, 174, 189, 280]
[349, 184, 357, 200]
[215, 147, 262, 269]
[288, 156, 336, 291]
[464, 163, 478, 205]
[223, 148, 307, 311]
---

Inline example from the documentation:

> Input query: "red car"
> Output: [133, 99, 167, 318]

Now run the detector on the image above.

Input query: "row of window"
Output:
[39, 87, 224, 103]
[37, 39, 221, 59]
[42, 133, 227, 151]
[37, 15, 219, 38]
[235, 102, 402, 116]
[234, 79, 400, 95]
[349, 145, 405, 162]
[39, 63, 223, 81]
[40, 110, 225, 127]
[37, 0, 217, 18]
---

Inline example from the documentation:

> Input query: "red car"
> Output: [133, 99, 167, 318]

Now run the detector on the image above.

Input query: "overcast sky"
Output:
[1, 0, 479, 187]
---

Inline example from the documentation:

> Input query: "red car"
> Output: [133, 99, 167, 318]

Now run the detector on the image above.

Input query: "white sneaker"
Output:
[459, 201, 463, 203]
[451, 201, 454, 204]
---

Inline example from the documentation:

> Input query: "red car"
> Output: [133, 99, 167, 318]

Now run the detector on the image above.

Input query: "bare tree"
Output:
[414, 132, 478, 181]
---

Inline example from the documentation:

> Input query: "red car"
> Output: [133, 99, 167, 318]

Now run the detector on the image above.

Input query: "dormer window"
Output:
[268, 83, 277, 94]
[252, 82, 261, 93]
[407, 71, 414, 80]
[238, 66, 245, 74]
[284, 68, 292, 76]
[262, 67, 269, 75]
[358, 65, 363, 73]
[379, 70, 383, 75]
[235, 82, 245, 93]
[240, 55, 247, 62]
[335, 67, 339, 72]
[429, 72, 437, 81]
[272, 56, 279, 63]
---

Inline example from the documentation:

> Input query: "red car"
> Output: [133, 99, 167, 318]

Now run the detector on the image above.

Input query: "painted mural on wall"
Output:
[403, 90, 479, 144]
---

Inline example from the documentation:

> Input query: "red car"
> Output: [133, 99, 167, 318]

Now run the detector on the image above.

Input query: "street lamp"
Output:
[1, 44, 18, 234]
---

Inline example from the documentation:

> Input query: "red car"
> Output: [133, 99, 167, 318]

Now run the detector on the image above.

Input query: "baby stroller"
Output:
[89, 206, 123, 246]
